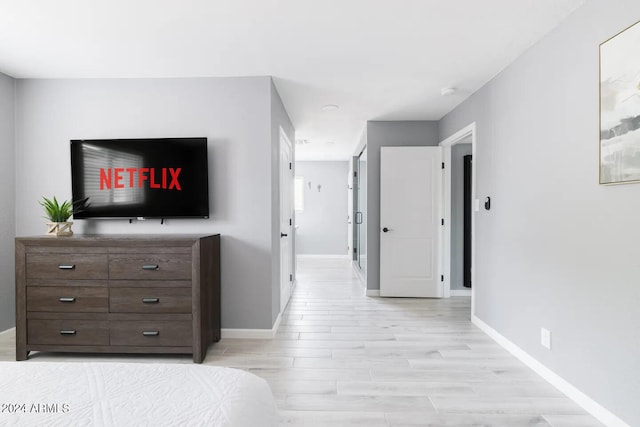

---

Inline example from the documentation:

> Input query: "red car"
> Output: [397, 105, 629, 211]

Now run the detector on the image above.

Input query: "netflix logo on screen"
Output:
[70, 138, 209, 219]
[99, 167, 182, 191]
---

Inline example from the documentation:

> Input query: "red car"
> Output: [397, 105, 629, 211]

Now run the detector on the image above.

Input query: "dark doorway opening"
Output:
[463, 154, 472, 288]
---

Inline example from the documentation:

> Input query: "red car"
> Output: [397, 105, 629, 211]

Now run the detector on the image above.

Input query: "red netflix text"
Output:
[99, 168, 182, 191]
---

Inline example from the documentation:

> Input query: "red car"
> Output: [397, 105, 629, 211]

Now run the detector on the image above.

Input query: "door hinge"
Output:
[442, 162, 445, 169]
[441, 218, 444, 226]
[289, 162, 292, 170]
[289, 274, 293, 282]
[353, 247, 357, 254]
[440, 275, 444, 282]
[353, 171, 357, 177]
[289, 218, 292, 226]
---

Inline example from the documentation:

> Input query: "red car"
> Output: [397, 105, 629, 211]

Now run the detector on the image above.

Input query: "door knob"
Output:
[281, 233, 288, 237]
[382, 227, 390, 233]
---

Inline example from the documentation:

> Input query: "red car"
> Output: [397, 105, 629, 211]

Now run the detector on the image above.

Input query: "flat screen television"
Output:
[70, 138, 209, 219]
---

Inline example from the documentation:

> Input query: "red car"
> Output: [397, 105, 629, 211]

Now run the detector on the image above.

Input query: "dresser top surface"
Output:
[16, 234, 219, 247]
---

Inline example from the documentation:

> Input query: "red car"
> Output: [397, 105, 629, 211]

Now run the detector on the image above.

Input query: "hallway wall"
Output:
[295, 161, 349, 256]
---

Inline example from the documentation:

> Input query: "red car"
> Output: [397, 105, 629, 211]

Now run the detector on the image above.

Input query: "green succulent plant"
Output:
[40, 196, 73, 222]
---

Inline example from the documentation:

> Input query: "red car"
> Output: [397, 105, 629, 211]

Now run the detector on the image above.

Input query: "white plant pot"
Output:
[46, 222, 73, 237]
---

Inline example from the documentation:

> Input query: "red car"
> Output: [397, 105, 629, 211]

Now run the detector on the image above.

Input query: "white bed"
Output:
[0, 362, 277, 427]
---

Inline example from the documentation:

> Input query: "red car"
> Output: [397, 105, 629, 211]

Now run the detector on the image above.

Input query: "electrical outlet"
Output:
[541, 328, 551, 350]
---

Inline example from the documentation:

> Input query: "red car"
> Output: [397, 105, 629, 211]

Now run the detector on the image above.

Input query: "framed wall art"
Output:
[600, 19, 640, 184]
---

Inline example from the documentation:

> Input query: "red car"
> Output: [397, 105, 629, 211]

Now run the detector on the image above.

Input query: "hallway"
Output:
[214, 257, 602, 426]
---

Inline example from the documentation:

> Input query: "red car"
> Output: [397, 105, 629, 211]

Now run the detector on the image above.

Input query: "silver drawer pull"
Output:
[142, 297, 160, 304]
[58, 265, 76, 270]
[142, 264, 159, 271]
[59, 330, 76, 335]
[142, 331, 159, 337]
[58, 297, 76, 303]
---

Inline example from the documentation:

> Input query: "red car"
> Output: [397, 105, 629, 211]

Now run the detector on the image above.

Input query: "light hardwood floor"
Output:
[0, 257, 603, 426]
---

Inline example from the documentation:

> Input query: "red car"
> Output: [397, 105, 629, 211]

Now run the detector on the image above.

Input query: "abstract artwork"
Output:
[600, 20, 640, 184]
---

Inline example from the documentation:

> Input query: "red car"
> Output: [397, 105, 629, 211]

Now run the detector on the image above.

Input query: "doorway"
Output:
[353, 147, 367, 279]
[449, 144, 472, 294]
[463, 154, 472, 288]
[440, 123, 477, 314]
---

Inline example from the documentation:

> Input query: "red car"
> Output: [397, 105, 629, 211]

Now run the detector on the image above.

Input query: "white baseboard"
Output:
[365, 289, 380, 297]
[472, 315, 629, 427]
[352, 262, 365, 287]
[221, 312, 282, 339]
[450, 289, 472, 297]
[0, 327, 15, 336]
[296, 254, 349, 259]
[272, 311, 282, 334]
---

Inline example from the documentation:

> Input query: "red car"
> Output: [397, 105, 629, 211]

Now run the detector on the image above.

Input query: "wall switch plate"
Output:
[541, 328, 551, 349]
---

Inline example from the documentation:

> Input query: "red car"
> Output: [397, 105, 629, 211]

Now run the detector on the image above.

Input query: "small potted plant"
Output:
[40, 196, 74, 236]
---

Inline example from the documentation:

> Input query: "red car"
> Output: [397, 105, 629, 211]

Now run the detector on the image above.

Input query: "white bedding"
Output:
[0, 362, 276, 427]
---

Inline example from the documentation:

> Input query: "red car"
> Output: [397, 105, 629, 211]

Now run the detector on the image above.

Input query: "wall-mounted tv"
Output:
[70, 138, 209, 219]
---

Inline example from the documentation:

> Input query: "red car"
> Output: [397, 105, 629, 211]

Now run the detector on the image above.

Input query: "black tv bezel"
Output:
[70, 137, 210, 220]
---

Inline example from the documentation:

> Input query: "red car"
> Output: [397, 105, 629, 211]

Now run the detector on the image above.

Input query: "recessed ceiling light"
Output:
[440, 87, 457, 96]
[321, 104, 339, 112]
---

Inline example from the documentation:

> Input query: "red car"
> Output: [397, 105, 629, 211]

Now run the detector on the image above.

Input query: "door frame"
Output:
[279, 127, 294, 313]
[439, 123, 476, 314]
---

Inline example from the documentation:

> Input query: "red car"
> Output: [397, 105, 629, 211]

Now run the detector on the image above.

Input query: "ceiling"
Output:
[0, 0, 585, 160]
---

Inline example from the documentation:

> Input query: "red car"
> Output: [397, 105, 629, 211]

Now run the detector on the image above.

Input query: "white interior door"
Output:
[280, 131, 293, 312]
[380, 146, 443, 297]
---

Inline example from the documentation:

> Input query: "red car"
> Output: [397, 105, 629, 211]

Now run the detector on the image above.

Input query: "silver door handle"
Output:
[143, 331, 159, 337]
[59, 297, 76, 303]
[355, 212, 363, 224]
[142, 265, 159, 270]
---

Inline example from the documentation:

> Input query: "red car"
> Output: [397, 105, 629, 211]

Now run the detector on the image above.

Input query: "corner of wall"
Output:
[0, 72, 17, 330]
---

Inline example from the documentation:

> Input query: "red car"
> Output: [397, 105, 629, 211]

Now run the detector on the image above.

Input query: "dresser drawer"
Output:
[28, 319, 109, 345]
[26, 254, 108, 280]
[109, 254, 192, 280]
[110, 288, 191, 313]
[27, 286, 108, 312]
[110, 321, 192, 347]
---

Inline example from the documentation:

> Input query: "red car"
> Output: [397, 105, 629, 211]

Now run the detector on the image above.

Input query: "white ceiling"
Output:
[0, 0, 585, 160]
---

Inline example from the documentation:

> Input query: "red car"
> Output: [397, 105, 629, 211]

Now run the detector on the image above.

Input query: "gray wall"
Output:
[0, 73, 15, 332]
[295, 161, 349, 255]
[355, 121, 440, 291]
[14, 76, 285, 330]
[270, 80, 295, 323]
[439, 1, 639, 424]
[451, 143, 472, 291]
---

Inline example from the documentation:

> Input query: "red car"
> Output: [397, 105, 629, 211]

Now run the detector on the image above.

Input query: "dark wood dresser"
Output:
[15, 234, 220, 363]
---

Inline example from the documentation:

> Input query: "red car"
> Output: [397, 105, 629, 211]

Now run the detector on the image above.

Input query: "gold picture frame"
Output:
[599, 19, 640, 184]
